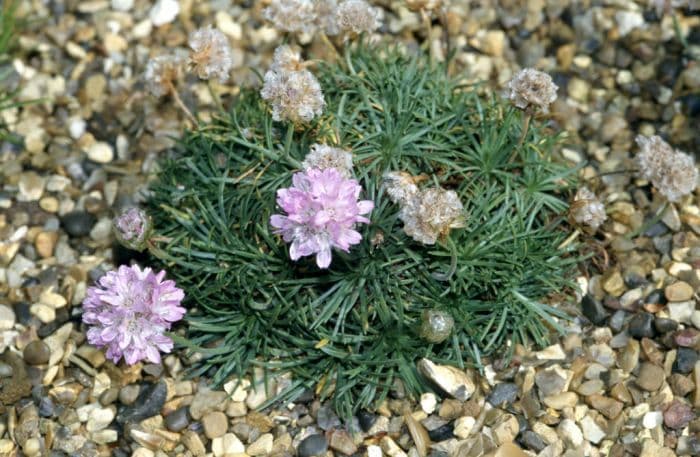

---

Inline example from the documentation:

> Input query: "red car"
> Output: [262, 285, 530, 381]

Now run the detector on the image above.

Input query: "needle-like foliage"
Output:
[147, 44, 578, 418]
[0, 1, 30, 143]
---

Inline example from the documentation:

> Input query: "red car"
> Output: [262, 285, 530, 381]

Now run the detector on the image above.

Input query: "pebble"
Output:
[642, 411, 663, 429]
[165, 407, 190, 432]
[636, 363, 665, 391]
[427, 422, 454, 441]
[558, 419, 583, 448]
[23, 340, 50, 365]
[202, 411, 228, 439]
[487, 382, 519, 406]
[182, 430, 206, 456]
[453, 416, 476, 439]
[118, 385, 140, 405]
[543, 392, 578, 409]
[18, 172, 46, 201]
[420, 392, 437, 414]
[317, 404, 341, 431]
[417, 358, 475, 401]
[212, 433, 245, 456]
[587, 394, 623, 419]
[190, 387, 228, 420]
[579, 415, 605, 444]
[358, 410, 377, 432]
[668, 301, 695, 324]
[666, 279, 695, 302]
[673, 347, 698, 374]
[535, 366, 570, 396]
[60, 211, 96, 237]
[298, 434, 328, 457]
[519, 430, 546, 452]
[581, 295, 608, 325]
[619, 339, 640, 373]
[111, 0, 134, 11]
[116, 381, 167, 424]
[663, 399, 694, 429]
[654, 317, 678, 333]
[86, 407, 115, 432]
[628, 312, 655, 339]
[0, 305, 16, 330]
[87, 142, 114, 164]
[149, 0, 180, 26]
[329, 429, 358, 456]
[247, 433, 273, 456]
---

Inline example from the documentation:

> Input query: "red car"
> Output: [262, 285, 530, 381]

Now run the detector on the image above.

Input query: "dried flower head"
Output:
[382, 171, 420, 205]
[649, 0, 699, 16]
[302, 144, 354, 177]
[636, 135, 698, 202]
[188, 26, 234, 82]
[315, 0, 341, 35]
[144, 54, 185, 97]
[270, 45, 305, 73]
[569, 187, 607, 230]
[263, 0, 318, 33]
[335, 0, 382, 35]
[507, 68, 558, 112]
[261, 48, 325, 123]
[270, 168, 374, 268]
[82, 265, 185, 365]
[406, 0, 442, 11]
[398, 186, 465, 245]
[113, 208, 152, 252]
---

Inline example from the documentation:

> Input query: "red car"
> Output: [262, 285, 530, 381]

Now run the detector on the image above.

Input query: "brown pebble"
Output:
[23, 341, 50, 365]
[586, 394, 623, 419]
[636, 363, 665, 392]
[202, 411, 228, 439]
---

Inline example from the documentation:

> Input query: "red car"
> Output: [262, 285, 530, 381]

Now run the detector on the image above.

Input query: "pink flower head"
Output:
[82, 265, 185, 365]
[270, 168, 374, 268]
[113, 207, 152, 251]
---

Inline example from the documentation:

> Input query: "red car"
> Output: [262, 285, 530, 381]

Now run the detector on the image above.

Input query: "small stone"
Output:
[636, 363, 665, 391]
[23, 341, 50, 365]
[642, 411, 663, 429]
[165, 407, 189, 432]
[673, 348, 698, 374]
[427, 421, 454, 441]
[666, 282, 694, 302]
[202, 411, 228, 439]
[619, 339, 640, 373]
[535, 366, 570, 396]
[487, 382, 519, 406]
[212, 433, 245, 456]
[35, 231, 58, 258]
[586, 394, 623, 419]
[668, 301, 695, 324]
[615, 10, 644, 36]
[519, 431, 546, 452]
[557, 419, 583, 448]
[453, 416, 475, 439]
[61, 211, 96, 238]
[602, 270, 625, 296]
[116, 381, 167, 424]
[654, 317, 678, 333]
[675, 328, 700, 347]
[381, 436, 408, 457]
[579, 415, 605, 444]
[118, 385, 140, 405]
[190, 387, 228, 420]
[182, 430, 206, 456]
[639, 439, 676, 457]
[329, 430, 358, 456]
[418, 358, 475, 401]
[405, 413, 430, 457]
[87, 142, 114, 163]
[581, 295, 608, 326]
[298, 434, 328, 457]
[669, 373, 695, 397]
[664, 399, 695, 429]
[18, 172, 46, 201]
[0, 305, 16, 330]
[628, 312, 655, 339]
[0, 362, 13, 378]
[247, 433, 273, 456]
[99, 387, 119, 406]
[111, 0, 134, 11]
[358, 410, 377, 432]
[420, 392, 437, 414]
[543, 392, 578, 409]
[317, 404, 341, 431]
[492, 414, 519, 445]
[86, 407, 116, 432]
[150, 0, 180, 26]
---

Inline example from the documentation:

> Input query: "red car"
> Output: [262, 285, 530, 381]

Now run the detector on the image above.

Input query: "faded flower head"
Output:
[270, 168, 374, 268]
[649, 0, 700, 16]
[188, 26, 234, 82]
[144, 54, 185, 97]
[113, 208, 152, 252]
[82, 265, 185, 365]
[398, 186, 465, 245]
[335, 0, 382, 35]
[315, 0, 341, 35]
[261, 47, 325, 123]
[382, 171, 419, 205]
[636, 135, 698, 202]
[507, 68, 558, 112]
[270, 45, 305, 73]
[263, 0, 318, 33]
[569, 187, 607, 230]
[302, 144, 354, 177]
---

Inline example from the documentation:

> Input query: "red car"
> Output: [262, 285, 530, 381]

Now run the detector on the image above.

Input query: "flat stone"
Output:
[23, 341, 50, 365]
[453, 416, 476, 439]
[628, 312, 655, 339]
[329, 429, 358, 456]
[487, 382, 519, 406]
[60, 211, 96, 238]
[87, 142, 114, 163]
[202, 411, 228, 439]
[212, 433, 245, 456]
[557, 419, 583, 448]
[668, 301, 695, 324]
[86, 407, 115, 432]
[247, 433, 273, 456]
[673, 348, 698, 374]
[149, 0, 180, 26]
[602, 270, 625, 296]
[492, 413, 519, 445]
[182, 430, 206, 456]
[543, 392, 577, 409]
[586, 394, 623, 419]
[418, 358, 475, 401]
[619, 339, 639, 373]
[639, 439, 676, 457]
[666, 282, 694, 302]
[641, 411, 663, 429]
[675, 328, 700, 347]
[165, 406, 189, 432]
[18, 172, 46, 201]
[190, 388, 228, 420]
[420, 392, 437, 414]
[535, 366, 570, 396]
[297, 434, 328, 457]
[636, 363, 665, 391]
[0, 305, 16, 330]
[579, 415, 605, 444]
[581, 295, 608, 325]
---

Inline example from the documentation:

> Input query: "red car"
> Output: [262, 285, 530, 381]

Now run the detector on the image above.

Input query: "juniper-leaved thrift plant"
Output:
[188, 26, 235, 82]
[635, 135, 698, 202]
[82, 265, 185, 365]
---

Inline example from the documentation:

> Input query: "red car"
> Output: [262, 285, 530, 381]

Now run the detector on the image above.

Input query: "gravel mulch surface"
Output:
[1, 1, 700, 456]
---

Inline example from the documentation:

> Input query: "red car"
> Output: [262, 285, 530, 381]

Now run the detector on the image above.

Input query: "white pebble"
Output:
[69, 118, 86, 139]
[367, 445, 383, 457]
[87, 142, 114, 163]
[420, 393, 437, 414]
[149, 0, 180, 26]
[642, 411, 663, 429]
[111, 0, 134, 11]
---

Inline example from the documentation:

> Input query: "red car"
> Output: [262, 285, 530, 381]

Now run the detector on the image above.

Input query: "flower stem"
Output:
[557, 228, 580, 250]
[508, 110, 531, 163]
[207, 81, 224, 113]
[432, 237, 457, 281]
[320, 32, 342, 62]
[168, 82, 197, 125]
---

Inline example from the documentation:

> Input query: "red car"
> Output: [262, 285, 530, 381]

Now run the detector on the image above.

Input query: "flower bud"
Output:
[113, 208, 152, 251]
